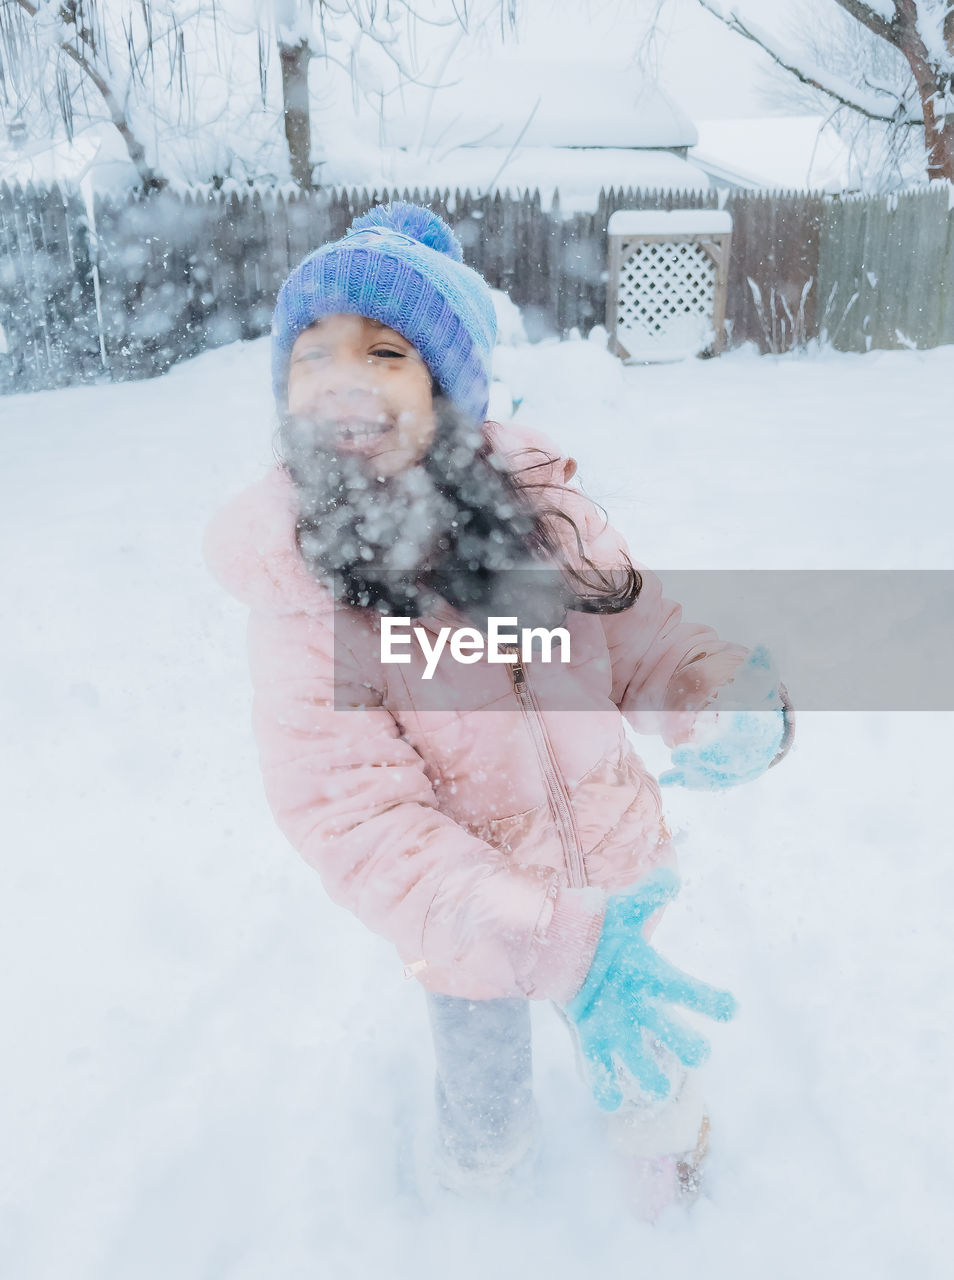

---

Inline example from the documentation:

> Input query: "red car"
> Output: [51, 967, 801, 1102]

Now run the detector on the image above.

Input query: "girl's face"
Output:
[286, 313, 437, 477]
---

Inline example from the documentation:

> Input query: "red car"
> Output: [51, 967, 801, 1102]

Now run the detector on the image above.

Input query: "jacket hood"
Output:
[202, 420, 577, 615]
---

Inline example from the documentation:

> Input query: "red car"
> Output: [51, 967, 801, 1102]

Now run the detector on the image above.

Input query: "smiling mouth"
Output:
[322, 419, 393, 450]
[338, 422, 390, 440]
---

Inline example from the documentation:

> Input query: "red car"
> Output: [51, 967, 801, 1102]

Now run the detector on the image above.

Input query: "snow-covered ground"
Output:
[2, 332, 953, 1278]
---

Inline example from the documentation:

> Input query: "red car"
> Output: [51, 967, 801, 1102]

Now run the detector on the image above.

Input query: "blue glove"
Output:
[562, 869, 737, 1111]
[659, 644, 790, 791]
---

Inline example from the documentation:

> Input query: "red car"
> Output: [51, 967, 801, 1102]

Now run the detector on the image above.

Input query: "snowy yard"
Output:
[2, 332, 953, 1279]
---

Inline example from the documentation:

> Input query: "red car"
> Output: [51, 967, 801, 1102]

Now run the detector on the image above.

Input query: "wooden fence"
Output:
[0, 181, 102, 391]
[2, 179, 953, 395]
[816, 185, 954, 351]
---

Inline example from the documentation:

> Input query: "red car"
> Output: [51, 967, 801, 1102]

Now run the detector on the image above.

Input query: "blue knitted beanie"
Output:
[270, 202, 497, 423]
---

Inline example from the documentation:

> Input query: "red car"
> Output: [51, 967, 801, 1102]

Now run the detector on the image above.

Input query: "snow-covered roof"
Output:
[689, 116, 857, 192]
[383, 58, 698, 152]
[0, 122, 139, 198]
[608, 209, 732, 235]
[322, 142, 710, 215]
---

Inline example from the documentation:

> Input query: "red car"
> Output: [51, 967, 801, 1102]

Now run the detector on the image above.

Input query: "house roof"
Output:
[323, 144, 710, 215]
[0, 122, 139, 198]
[383, 58, 698, 152]
[690, 116, 857, 191]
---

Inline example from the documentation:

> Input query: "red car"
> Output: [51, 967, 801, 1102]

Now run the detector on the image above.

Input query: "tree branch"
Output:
[831, 0, 903, 49]
[697, 1, 924, 124]
[13, 0, 163, 186]
[57, 1, 97, 53]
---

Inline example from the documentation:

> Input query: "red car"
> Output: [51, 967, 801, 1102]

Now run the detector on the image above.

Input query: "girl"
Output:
[203, 202, 793, 1220]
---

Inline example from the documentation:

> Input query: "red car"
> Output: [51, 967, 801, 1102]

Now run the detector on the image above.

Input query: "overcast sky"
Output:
[478, 0, 796, 120]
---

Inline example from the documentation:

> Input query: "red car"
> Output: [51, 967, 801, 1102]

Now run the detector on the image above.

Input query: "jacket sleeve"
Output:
[245, 605, 605, 1002]
[492, 422, 754, 750]
[554, 483, 751, 749]
[601, 565, 751, 748]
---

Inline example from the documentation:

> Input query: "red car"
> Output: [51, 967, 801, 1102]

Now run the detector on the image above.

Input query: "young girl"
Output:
[203, 202, 794, 1220]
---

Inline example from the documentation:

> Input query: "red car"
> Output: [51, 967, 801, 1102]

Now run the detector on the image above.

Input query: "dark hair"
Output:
[274, 395, 641, 625]
[493, 438, 642, 614]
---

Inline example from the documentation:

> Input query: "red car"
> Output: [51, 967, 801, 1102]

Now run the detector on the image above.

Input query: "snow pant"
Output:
[425, 991, 538, 1176]
[425, 990, 708, 1176]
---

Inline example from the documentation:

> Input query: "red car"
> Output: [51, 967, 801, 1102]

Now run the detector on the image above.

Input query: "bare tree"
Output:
[697, 1, 954, 182]
[0, 0, 172, 188]
[0, 1, 272, 190]
[273, 0, 315, 188]
[753, 2, 926, 188]
[0, 1, 519, 190]
[268, 0, 518, 190]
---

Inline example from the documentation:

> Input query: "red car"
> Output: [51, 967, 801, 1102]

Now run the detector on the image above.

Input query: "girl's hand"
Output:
[658, 645, 791, 790]
[561, 870, 737, 1111]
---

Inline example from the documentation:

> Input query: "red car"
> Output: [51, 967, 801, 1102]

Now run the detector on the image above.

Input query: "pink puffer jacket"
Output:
[203, 421, 749, 1004]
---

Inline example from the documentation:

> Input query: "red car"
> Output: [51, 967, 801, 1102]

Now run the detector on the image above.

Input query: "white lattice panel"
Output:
[615, 238, 716, 360]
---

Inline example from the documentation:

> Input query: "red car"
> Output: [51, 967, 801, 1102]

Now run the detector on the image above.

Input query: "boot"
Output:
[601, 1069, 712, 1223]
[429, 1103, 543, 1202]
[622, 1113, 710, 1223]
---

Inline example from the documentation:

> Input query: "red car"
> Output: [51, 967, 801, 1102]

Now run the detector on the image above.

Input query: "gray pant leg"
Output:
[425, 991, 536, 1172]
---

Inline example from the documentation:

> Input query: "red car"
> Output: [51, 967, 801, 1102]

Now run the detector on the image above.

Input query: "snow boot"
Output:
[620, 1114, 710, 1223]
[601, 1067, 712, 1223]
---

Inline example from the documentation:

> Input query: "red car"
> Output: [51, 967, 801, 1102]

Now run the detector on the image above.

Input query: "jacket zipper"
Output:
[402, 641, 586, 981]
[507, 652, 588, 890]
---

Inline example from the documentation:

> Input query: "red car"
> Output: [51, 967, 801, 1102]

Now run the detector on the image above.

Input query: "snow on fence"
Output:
[2, 180, 954, 395]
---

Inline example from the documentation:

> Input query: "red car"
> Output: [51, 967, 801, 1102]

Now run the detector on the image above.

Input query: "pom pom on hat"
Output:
[271, 201, 495, 423]
[348, 201, 464, 262]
